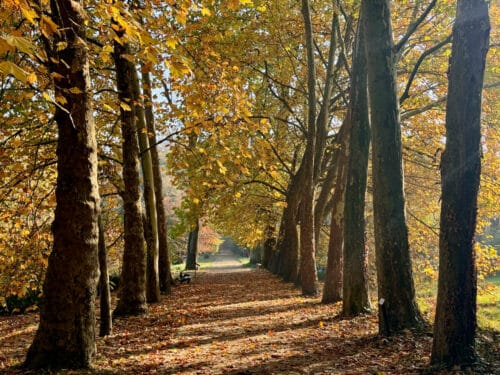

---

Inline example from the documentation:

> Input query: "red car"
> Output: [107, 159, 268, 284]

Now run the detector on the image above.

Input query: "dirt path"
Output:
[201, 248, 250, 273]
[1, 270, 496, 374]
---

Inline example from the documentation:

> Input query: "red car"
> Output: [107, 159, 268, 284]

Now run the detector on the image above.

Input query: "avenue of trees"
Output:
[0, 0, 498, 371]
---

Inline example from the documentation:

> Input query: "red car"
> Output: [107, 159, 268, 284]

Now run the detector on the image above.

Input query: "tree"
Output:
[98, 215, 112, 337]
[298, 0, 319, 296]
[186, 219, 200, 271]
[112, 31, 147, 317]
[24, 0, 100, 369]
[341, 10, 371, 315]
[362, 0, 423, 335]
[142, 69, 173, 293]
[431, 0, 490, 368]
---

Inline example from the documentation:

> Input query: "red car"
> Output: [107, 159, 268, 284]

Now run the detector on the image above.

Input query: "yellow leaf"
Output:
[193, 197, 200, 205]
[166, 38, 178, 50]
[26, 73, 37, 84]
[56, 41, 67, 51]
[120, 102, 132, 111]
[68, 87, 83, 94]
[200, 7, 211, 16]
[55, 94, 67, 105]
[4, 35, 35, 55]
[21, 7, 38, 25]
[0, 61, 28, 83]
[40, 15, 59, 37]
[102, 103, 114, 112]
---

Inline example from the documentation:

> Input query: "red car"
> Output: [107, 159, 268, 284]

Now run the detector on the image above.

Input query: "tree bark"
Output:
[275, 187, 300, 282]
[185, 220, 199, 270]
[322, 149, 347, 303]
[431, 0, 490, 368]
[131, 69, 160, 303]
[98, 215, 112, 337]
[342, 12, 371, 315]
[112, 38, 147, 317]
[142, 69, 173, 293]
[362, 0, 423, 334]
[261, 225, 276, 269]
[299, 0, 318, 296]
[24, 0, 100, 368]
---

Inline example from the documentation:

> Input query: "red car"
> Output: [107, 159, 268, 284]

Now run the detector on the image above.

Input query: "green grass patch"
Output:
[416, 277, 499, 331]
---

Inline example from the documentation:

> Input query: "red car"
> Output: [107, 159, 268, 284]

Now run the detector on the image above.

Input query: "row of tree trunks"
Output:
[24, 0, 100, 368]
[131, 66, 161, 303]
[142, 69, 174, 292]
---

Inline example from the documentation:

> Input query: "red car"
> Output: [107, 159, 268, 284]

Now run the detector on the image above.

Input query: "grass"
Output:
[478, 275, 500, 330]
[170, 256, 215, 273]
[415, 275, 499, 331]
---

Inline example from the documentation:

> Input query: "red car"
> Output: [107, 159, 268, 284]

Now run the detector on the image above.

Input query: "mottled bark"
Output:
[362, 0, 423, 334]
[342, 13, 371, 315]
[142, 70, 173, 293]
[98, 215, 112, 337]
[112, 38, 147, 317]
[431, 0, 490, 367]
[24, 0, 100, 368]
[186, 220, 199, 270]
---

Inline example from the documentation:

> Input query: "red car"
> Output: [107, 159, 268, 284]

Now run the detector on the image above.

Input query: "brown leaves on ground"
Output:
[0, 270, 497, 374]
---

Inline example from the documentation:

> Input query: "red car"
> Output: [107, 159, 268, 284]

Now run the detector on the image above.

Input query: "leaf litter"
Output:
[0, 269, 498, 374]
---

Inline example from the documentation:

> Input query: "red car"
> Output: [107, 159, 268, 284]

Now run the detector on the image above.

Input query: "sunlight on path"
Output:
[201, 248, 251, 273]
[0, 269, 445, 374]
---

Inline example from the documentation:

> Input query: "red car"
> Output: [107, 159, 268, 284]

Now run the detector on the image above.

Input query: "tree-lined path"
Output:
[1, 261, 497, 374]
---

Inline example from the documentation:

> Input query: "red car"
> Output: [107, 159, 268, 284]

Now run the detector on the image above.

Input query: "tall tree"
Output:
[112, 33, 147, 317]
[362, 0, 423, 335]
[132, 68, 161, 303]
[142, 69, 173, 293]
[431, 0, 490, 367]
[342, 11, 371, 315]
[298, 0, 319, 296]
[185, 219, 200, 271]
[24, 0, 100, 368]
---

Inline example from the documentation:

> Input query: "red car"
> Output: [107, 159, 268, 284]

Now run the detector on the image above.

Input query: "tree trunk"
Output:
[112, 38, 147, 317]
[124, 65, 160, 303]
[261, 226, 276, 269]
[299, 0, 318, 296]
[142, 69, 173, 293]
[98, 215, 112, 337]
[362, 0, 423, 334]
[342, 12, 371, 315]
[431, 0, 490, 368]
[275, 193, 299, 282]
[322, 150, 347, 303]
[24, 0, 100, 368]
[186, 220, 199, 270]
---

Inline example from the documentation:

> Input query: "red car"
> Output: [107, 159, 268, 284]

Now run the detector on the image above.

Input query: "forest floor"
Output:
[1, 252, 498, 374]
